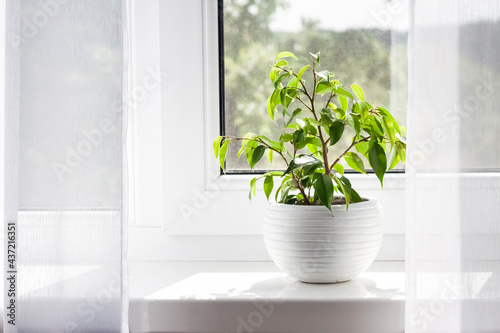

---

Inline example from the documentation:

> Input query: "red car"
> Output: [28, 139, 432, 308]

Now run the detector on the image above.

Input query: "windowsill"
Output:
[129, 261, 405, 333]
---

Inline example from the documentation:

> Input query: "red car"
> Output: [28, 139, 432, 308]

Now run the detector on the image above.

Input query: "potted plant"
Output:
[214, 51, 406, 283]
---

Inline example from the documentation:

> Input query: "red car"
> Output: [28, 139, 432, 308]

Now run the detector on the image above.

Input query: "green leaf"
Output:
[398, 145, 406, 163]
[275, 59, 287, 67]
[355, 141, 370, 156]
[303, 122, 318, 136]
[274, 72, 290, 89]
[249, 178, 257, 199]
[270, 68, 278, 83]
[213, 136, 223, 158]
[279, 133, 293, 143]
[351, 84, 365, 101]
[237, 146, 246, 159]
[346, 114, 361, 137]
[237, 134, 254, 158]
[320, 112, 334, 128]
[292, 129, 305, 146]
[264, 176, 274, 200]
[275, 176, 291, 202]
[267, 89, 280, 120]
[280, 87, 294, 108]
[242, 132, 255, 142]
[297, 65, 310, 81]
[314, 174, 333, 212]
[334, 86, 354, 100]
[307, 143, 319, 155]
[315, 81, 334, 95]
[266, 92, 276, 120]
[219, 139, 230, 171]
[286, 108, 302, 126]
[357, 101, 369, 122]
[329, 121, 345, 146]
[350, 188, 362, 203]
[334, 107, 346, 119]
[368, 116, 385, 137]
[245, 139, 258, 150]
[275, 184, 284, 202]
[381, 116, 397, 145]
[340, 176, 352, 196]
[301, 162, 318, 176]
[275, 51, 298, 62]
[377, 107, 401, 134]
[248, 145, 266, 169]
[338, 95, 348, 111]
[368, 142, 387, 187]
[306, 137, 322, 147]
[388, 147, 401, 170]
[309, 52, 320, 65]
[333, 176, 350, 210]
[344, 152, 366, 174]
[399, 126, 407, 139]
[305, 118, 321, 126]
[282, 160, 298, 176]
[316, 70, 331, 81]
[283, 156, 322, 176]
[288, 76, 299, 88]
[257, 135, 282, 152]
[333, 164, 344, 175]
[296, 118, 306, 128]
[267, 149, 274, 165]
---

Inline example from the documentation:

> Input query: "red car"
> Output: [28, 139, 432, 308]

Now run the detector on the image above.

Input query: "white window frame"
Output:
[129, 0, 405, 261]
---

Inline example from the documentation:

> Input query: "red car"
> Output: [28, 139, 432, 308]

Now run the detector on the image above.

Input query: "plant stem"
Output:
[318, 126, 330, 175]
[296, 96, 313, 112]
[308, 62, 330, 175]
[325, 91, 335, 110]
[291, 170, 310, 204]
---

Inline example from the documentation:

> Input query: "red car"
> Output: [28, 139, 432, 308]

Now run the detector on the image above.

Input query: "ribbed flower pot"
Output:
[263, 196, 384, 283]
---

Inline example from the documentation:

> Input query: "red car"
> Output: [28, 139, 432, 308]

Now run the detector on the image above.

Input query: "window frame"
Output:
[216, 0, 408, 176]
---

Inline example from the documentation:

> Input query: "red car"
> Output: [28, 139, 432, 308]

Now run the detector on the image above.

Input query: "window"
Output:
[220, 0, 408, 173]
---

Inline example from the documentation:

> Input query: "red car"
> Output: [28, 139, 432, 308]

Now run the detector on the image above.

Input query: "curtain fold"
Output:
[4, 0, 129, 331]
[406, 0, 500, 332]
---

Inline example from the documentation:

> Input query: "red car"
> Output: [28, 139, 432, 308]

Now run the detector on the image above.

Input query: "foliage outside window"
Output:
[221, 0, 408, 172]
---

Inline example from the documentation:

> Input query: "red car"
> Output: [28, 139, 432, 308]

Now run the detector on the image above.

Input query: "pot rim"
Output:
[266, 196, 380, 211]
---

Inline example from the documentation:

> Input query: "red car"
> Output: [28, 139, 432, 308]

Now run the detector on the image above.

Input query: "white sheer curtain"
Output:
[4, 0, 129, 332]
[406, 0, 500, 332]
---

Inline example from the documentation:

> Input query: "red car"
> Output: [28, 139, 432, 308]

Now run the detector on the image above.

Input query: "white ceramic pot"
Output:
[263, 196, 384, 283]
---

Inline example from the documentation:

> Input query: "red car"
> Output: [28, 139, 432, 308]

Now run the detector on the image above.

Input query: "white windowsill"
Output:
[129, 261, 405, 333]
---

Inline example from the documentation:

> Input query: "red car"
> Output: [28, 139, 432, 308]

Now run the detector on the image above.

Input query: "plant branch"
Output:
[295, 96, 313, 112]
[329, 136, 371, 172]
[299, 79, 314, 108]
[221, 136, 289, 166]
[291, 170, 310, 204]
[325, 91, 336, 110]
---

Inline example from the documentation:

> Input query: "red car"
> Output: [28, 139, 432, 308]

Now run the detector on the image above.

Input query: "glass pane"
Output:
[222, 0, 408, 172]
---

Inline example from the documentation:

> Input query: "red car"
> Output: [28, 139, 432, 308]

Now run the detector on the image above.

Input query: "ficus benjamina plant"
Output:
[213, 51, 406, 212]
